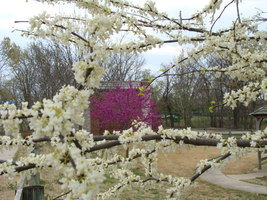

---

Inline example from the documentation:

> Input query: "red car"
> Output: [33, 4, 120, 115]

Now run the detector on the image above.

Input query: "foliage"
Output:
[0, 0, 266, 200]
[91, 83, 162, 132]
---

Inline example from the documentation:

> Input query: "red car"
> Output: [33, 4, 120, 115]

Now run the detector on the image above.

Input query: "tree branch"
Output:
[189, 152, 231, 182]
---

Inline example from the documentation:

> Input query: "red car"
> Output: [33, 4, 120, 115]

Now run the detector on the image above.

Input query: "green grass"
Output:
[131, 167, 145, 177]
[40, 179, 47, 185]
[103, 174, 117, 184]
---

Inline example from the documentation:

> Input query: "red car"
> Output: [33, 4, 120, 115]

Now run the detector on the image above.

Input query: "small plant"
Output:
[40, 179, 46, 185]
[45, 195, 53, 200]
[132, 167, 144, 177]
[7, 183, 16, 190]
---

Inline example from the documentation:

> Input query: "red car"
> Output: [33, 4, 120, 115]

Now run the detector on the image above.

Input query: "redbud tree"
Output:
[91, 83, 162, 133]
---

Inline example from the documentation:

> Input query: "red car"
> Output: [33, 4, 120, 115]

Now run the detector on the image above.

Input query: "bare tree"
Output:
[28, 42, 78, 100]
[160, 75, 176, 128]
[0, 38, 78, 105]
[101, 53, 146, 81]
[169, 60, 205, 127]
[0, 44, 11, 102]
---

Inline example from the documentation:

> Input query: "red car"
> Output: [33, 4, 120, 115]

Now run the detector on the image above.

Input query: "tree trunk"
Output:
[184, 112, 191, 127]
[243, 115, 248, 129]
[210, 112, 217, 127]
[233, 107, 239, 129]
[218, 106, 224, 128]
[167, 104, 175, 128]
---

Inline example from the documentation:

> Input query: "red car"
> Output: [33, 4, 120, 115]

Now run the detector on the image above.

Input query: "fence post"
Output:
[21, 186, 44, 200]
[28, 144, 41, 185]
[15, 144, 44, 200]
[255, 118, 263, 170]
[258, 150, 262, 170]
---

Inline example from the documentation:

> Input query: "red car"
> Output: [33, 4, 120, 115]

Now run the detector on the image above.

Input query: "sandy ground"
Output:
[0, 147, 18, 200]
[0, 148, 17, 160]
[0, 145, 262, 200]
[157, 146, 221, 177]
[157, 145, 260, 176]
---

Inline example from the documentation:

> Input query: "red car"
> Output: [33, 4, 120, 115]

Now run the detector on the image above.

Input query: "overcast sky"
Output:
[0, 0, 266, 72]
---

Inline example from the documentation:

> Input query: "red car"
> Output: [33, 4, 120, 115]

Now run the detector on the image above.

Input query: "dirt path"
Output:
[200, 165, 267, 194]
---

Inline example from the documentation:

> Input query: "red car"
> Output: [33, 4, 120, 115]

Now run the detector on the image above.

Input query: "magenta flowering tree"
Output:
[91, 83, 162, 133]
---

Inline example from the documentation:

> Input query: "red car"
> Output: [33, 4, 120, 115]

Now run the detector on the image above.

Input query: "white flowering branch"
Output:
[0, 0, 266, 199]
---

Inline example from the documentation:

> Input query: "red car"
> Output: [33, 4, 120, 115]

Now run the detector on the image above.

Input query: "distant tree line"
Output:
[153, 54, 265, 130]
[0, 38, 264, 130]
[0, 38, 78, 106]
[0, 38, 148, 106]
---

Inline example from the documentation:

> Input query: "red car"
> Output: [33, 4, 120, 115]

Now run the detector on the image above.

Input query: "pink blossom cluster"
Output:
[91, 83, 162, 132]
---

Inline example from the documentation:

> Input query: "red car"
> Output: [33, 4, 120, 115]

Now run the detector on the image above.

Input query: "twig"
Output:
[236, 0, 242, 23]
[189, 152, 231, 182]
[146, 49, 204, 88]
[15, 20, 90, 45]
[53, 190, 71, 200]
[210, 0, 235, 33]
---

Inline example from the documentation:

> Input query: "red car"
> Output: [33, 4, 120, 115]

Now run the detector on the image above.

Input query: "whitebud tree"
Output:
[0, 0, 266, 199]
